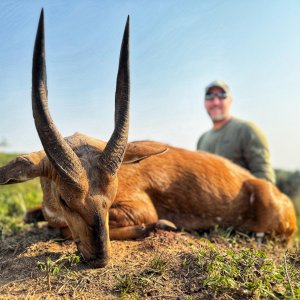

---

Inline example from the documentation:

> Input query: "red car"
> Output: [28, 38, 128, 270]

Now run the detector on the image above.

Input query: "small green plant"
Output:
[194, 243, 299, 299]
[148, 254, 167, 275]
[115, 274, 136, 298]
[37, 254, 80, 290]
[115, 254, 169, 298]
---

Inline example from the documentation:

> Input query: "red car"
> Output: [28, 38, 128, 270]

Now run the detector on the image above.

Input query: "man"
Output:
[197, 80, 275, 183]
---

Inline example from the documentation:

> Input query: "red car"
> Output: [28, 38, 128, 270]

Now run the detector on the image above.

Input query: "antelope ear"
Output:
[123, 141, 168, 164]
[0, 152, 45, 184]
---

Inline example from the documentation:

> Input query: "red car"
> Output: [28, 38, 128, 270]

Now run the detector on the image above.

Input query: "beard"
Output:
[208, 112, 226, 122]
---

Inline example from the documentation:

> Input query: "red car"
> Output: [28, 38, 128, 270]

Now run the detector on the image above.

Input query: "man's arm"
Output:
[196, 133, 205, 151]
[241, 122, 275, 183]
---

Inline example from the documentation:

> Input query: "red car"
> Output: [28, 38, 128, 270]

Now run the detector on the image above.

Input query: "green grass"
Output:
[0, 152, 43, 236]
[115, 254, 169, 299]
[0, 152, 18, 165]
[194, 239, 300, 299]
[37, 254, 81, 291]
[114, 237, 300, 299]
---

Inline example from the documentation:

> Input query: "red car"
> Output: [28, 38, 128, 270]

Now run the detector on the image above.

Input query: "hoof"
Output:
[255, 232, 265, 244]
[24, 207, 45, 223]
[156, 219, 177, 231]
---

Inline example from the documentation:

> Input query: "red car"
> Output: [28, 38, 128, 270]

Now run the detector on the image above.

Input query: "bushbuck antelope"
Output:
[0, 11, 297, 268]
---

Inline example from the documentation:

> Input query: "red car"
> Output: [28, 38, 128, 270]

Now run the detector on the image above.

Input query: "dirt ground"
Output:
[0, 224, 299, 300]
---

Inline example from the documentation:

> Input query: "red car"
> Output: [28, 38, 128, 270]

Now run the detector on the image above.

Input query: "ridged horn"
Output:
[32, 9, 85, 186]
[99, 16, 130, 175]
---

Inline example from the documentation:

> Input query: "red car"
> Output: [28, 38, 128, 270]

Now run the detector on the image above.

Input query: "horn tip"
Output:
[38, 8, 44, 30]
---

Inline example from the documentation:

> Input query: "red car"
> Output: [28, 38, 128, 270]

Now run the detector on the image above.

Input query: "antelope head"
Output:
[0, 10, 130, 267]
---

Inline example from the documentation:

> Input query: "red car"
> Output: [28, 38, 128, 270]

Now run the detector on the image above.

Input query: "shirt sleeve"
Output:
[196, 133, 205, 151]
[241, 123, 276, 183]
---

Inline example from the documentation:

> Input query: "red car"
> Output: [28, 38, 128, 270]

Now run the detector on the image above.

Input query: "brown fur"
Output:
[1, 132, 297, 268]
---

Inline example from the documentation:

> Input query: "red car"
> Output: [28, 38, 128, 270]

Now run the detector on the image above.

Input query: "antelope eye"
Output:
[59, 196, 69, 208]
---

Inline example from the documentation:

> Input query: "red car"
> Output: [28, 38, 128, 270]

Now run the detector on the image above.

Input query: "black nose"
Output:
[75, 246, 109, 268]
[89, 257, 109, 268]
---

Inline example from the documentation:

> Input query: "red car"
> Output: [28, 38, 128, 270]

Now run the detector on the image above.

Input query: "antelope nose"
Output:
[89, 257, 109, 268]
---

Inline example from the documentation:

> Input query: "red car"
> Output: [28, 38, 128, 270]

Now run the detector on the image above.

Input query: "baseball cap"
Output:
[205, 80, 231, 97]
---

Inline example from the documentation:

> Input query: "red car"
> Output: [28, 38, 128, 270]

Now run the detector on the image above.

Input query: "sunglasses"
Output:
[205, 92, 227, 101]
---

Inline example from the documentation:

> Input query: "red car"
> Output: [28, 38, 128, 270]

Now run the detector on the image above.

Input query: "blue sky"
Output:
[0, 1, 300, 170]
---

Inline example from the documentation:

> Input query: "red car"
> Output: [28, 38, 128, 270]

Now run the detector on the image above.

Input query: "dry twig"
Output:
[284, 251, 295, 299]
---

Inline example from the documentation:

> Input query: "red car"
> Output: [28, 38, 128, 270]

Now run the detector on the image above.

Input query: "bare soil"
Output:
[0, 224, 299, 300]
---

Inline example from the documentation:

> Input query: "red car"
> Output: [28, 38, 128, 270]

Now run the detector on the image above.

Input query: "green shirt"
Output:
[197, 118, 275, 183]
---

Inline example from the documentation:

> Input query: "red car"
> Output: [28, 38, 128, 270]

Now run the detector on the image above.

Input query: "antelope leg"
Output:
[109, 219, 177, 240]
[24, 205, 45, 223]
[109, 223, 155, 240]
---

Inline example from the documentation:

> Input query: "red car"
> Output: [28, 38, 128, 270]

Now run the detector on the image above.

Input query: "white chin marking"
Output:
[256, 232, 265, 238]
[250, 193, 255, 205]
[44, 206, 66, 224]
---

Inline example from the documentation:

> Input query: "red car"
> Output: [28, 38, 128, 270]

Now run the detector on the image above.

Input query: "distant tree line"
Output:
[0, 138, 8, 148]
[275, 169, 300, 213]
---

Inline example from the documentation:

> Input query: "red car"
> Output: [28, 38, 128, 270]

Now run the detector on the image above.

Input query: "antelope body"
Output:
[0, 11, 297, 268]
